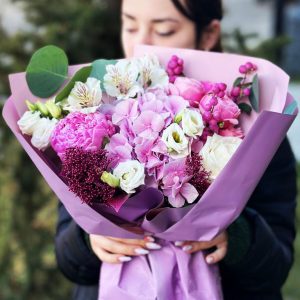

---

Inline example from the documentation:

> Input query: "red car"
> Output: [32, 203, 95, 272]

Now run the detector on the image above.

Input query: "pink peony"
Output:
[173, 77, 206, 107]
[219, 124, 244, 138]
[51, 112, 115, 159]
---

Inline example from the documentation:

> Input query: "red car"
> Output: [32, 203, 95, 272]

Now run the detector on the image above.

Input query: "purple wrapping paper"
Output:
[2, 45, 297, 300]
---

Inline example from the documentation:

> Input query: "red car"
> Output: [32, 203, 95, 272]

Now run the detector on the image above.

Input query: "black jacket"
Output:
[55, 138, 297, 300]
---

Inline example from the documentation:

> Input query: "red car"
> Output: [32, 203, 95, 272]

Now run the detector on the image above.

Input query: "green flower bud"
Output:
[36, 101, 49, 117]
[101, 171, 120, 188]
[174, 111, 183, 124]
[25, 100, 37, 111]
[45, 100, 62, 119]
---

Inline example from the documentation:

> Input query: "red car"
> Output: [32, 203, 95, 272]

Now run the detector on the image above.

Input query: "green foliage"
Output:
[249, 74, 259, 112]
[55, 66, 92, 103]
[222, 28, 291, 65]
[26, 45, 68, 98]
[238, 102, 252, 115]
[0, 0, 122, 299]
[90, 59, 117, 89]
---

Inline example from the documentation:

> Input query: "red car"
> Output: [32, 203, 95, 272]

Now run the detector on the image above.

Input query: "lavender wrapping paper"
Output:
[3, 46, 297, 300]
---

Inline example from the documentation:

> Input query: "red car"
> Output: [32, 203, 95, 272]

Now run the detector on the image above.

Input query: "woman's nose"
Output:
[135, 29, 153, 46]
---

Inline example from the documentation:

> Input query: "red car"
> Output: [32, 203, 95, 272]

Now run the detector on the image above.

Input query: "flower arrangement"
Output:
[17, 47, 258, 210]
[4, 44, 297, 300]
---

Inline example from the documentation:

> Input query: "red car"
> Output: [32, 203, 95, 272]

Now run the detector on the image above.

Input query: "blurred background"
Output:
[0, 0, 299, 299]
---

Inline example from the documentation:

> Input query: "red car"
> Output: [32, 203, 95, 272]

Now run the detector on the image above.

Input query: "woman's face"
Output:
[121, 0, 197, 58]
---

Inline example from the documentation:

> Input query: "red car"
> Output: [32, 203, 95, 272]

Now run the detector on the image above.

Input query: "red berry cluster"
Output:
[230, 61, 257, 101]
[166, 55, 184, 83]
[201, 83, 227, 132]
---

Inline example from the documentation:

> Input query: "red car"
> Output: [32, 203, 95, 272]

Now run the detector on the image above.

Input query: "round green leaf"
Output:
[26, 45, 68, 98]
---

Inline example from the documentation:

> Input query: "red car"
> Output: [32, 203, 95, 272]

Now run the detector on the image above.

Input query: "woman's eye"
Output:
[156, 31, 175, 37]
[125, 28, 138, 34]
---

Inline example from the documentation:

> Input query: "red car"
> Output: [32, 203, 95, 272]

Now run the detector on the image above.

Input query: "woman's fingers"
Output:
[89, 235, 162, 264]
[90, 235, 149, 257]
[174, 231, 228, 264]
[91, 243, 132, 264]
[205, 241, 228, 264]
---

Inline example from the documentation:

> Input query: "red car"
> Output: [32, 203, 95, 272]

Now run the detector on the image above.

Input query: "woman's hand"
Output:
[175, 231, 228, 264]
[89, 235, 161, 264]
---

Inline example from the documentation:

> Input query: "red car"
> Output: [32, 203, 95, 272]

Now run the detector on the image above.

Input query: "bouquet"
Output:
[3, 44, 297, 300]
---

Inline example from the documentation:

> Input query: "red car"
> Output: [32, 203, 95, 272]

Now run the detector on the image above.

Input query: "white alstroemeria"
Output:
[31, 118, 58, 151]
[104, 60, 140, 100]
[162, 123, 189, 159]
[17, 111, 42, 135]
[200, 134, 242, 180]
[65, 77, 102, 113]
[181, 109, 205, 138]
[136, 54, 169, 90]
[113, 160, 145, 194]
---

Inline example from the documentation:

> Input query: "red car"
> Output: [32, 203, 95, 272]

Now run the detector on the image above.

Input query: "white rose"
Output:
[181, 109, 204, 138]
[17, 111, 41, 135]
[200, 134, 242, 180]
[162, 123, 189, 159]
[113, 160, 145, 194]
[31, 118, 58, 151]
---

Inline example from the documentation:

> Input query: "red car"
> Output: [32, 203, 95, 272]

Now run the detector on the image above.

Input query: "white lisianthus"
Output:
[136, 54, 169, 90]
[104, 60, 140, 100]
[113, 160, 145, 194]
[181, 109, 204, 138]
[31, 118, 58, 151]
[66, 77, 102, 113]
[162, 123, 189, 159]
[17, 111, 41, 135]
[200, 134, 242, 180]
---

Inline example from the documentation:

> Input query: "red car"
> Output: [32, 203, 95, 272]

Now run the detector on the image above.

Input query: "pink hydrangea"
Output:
[105, 133, 133, 167]
[161, 159, 199, 208]
[51, 112, 115, 159]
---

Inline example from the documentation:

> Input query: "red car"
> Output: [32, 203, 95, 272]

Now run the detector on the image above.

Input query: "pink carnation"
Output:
[51, 112, 115, 159]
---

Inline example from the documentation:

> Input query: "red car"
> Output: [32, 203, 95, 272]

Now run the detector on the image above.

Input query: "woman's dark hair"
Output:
[171, 0, 223, 52]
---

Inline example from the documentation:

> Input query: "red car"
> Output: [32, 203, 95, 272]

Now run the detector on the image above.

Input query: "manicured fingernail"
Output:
[182, 245, 193, 252]
[174, 241, 184, 246]
[118, 256, 132, 262]
[146, 242, 161, 250]
[144, 236, 155, 242]
[134, 248, 150, 255]
[206, 256, 214, 264]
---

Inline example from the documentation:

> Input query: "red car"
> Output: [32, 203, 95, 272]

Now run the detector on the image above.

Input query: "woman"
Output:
[55, 1, 297, 299]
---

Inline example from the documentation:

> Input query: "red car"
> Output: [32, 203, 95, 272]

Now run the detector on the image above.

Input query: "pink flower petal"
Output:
[180, 183, 199, 204]
[168, 193, 185, 208]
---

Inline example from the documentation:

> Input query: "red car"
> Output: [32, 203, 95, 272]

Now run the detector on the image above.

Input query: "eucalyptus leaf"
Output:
[233, 77, 243, 87]
[238, 102, 252, 115]
[26, 45, 68, 98]
[283, 100, 298, 115]
[90, 59, 118, 89]
[55, 66, 92, 103]
[249, 74, 259, 112]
